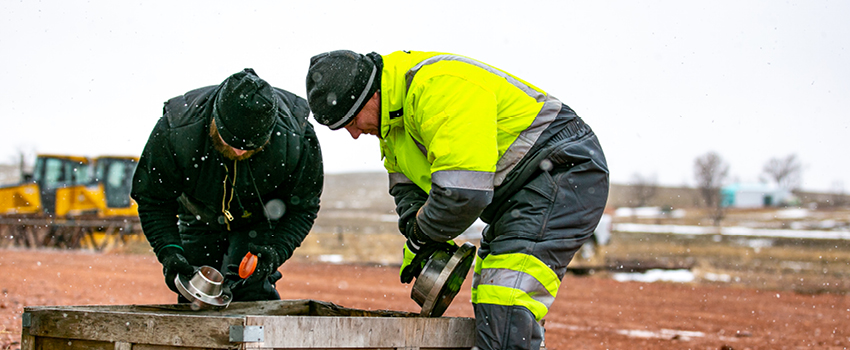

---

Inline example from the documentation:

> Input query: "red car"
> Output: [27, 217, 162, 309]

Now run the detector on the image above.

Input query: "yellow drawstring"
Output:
[221, 160, 237, 230]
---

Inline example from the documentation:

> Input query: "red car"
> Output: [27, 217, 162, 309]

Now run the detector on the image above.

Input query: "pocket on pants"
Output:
[489, 171, 558, 241]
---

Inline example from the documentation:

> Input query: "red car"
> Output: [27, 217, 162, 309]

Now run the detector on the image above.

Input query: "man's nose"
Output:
[345, 126, 361, 140]
[232, 147, 248, 156]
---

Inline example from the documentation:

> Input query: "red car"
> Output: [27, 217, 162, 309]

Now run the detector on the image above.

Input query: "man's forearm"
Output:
[417, 183, 492, 242]
[137, 200, 181, 257]
[390, 183, 428, 237]
[267, 208, 317, 264]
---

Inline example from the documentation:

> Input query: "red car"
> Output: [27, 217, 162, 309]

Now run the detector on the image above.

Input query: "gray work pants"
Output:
[475, 118, 609, 350]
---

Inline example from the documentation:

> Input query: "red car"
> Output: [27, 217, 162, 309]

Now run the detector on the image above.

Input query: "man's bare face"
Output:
[343, 92, 381, 139]
[209, 121, 263, 161]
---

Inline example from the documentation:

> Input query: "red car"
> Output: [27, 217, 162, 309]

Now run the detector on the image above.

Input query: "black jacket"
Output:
[131, 83, 323, 265]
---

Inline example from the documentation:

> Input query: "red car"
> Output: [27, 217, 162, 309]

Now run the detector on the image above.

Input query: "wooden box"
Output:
[21, 299, 475, 349]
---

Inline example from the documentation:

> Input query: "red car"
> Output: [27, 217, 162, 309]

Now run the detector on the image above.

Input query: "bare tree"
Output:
[694, 151, 729, 225]
[763, 154, 802, 191]
[629, 173, 658, 207]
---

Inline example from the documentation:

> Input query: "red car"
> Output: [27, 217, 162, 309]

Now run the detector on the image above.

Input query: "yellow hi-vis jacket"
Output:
[378, 51, 564, 242]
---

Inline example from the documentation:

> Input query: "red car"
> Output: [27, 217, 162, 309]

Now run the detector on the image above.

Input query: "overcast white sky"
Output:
[1, 1, 848, 193]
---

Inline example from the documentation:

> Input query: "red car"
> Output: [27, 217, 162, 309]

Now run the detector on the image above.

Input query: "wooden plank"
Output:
[132, 345, 216, 350]
[20, 326, 35, 350]
[25, 225, 38, 248]
[11, 225, 23, 247]
[306, 300, 417, 318]
[98, 225, 116, 251]
[37, 336, 115, 350]
[195, 299, 312, 316]
[33, 300, 314, 317]
[245, 316, 475, 349]
[40, 226, 58, 247]
[43, 300, 416, 318]
[68, 226, 85, 249]
[26, 308, 243, 349]
[0, 224, 10, 248]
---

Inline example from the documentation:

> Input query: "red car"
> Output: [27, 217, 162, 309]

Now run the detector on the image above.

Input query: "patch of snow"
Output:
[775, 208, 809, 219]
[318, 254, 344, 263]
[615, 223, 850, 240]
[612, 269, 695, 283]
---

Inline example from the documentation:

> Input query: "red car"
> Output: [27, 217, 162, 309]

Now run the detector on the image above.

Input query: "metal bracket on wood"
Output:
[21, 312, 31, 328]
[230, 325, 264, 343]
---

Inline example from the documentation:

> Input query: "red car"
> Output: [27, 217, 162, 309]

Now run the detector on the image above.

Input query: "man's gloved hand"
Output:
[400, 239, 459, 284]
[405, 217, 431, 246]
[244, 243, 281, 286]
[399, 221, 458, 284]
[159, 246, 195, 294]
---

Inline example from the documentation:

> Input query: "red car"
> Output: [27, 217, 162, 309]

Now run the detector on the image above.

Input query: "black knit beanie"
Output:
[212, 68, 278, 150]
[306, 50, 381, 130]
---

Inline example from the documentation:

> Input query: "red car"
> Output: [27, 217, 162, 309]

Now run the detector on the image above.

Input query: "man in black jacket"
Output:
[132, 68, 323, 302]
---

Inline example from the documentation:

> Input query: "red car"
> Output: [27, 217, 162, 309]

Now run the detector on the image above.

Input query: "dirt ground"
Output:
[1, 248, 848, 350]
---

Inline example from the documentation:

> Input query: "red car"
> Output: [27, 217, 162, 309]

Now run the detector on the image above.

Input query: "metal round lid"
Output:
[414, 242, 476, 317]
[175, 266, 232, 309]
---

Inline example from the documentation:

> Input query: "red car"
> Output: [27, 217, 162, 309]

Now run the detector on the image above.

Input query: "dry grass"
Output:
[82, 173, 850, 295]
[604, 228, 850, 294]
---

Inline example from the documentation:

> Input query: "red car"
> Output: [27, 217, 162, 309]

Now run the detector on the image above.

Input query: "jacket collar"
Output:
[379, 51, 417, 139]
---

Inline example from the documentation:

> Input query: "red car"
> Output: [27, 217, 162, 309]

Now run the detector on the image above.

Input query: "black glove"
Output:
[405, 217, 437, 245]
[400, 221, 458, 283]
[244, 243, 282, 286]
[159, 246, 195, 294]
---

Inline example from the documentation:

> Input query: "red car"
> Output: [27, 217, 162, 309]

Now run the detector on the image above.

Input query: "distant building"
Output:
[721, 183, 793, 208]
[0, 163, 24, 186]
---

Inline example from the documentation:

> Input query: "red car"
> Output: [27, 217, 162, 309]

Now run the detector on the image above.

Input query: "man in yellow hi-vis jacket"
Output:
[306, 50, 609, 350]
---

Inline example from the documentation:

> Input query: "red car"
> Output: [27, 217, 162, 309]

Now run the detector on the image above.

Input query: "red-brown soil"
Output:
[1, 248, 848, 350]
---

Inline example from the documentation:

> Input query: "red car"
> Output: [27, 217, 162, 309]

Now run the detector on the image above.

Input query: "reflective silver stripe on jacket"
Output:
[494, 95, 561, 185]
[389, 172, 414, 190]
[405, 55, 545, 101]
[403, 54, 562, 186]
[432, 170, 495, 191]
[473, 267, 556, 308]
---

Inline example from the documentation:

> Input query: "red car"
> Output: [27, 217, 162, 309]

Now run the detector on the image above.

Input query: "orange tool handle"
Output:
[239, 252, 258, 279]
